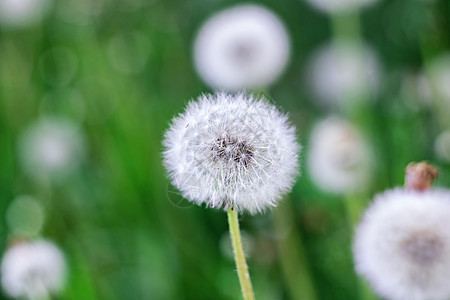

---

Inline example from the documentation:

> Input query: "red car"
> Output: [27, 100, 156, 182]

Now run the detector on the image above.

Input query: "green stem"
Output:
[227, 208, 255, 300]
[344, 194, 378, 300]
[273, 198, 317, 300]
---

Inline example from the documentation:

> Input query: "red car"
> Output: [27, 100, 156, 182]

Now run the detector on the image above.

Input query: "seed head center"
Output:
[211, 135, 254, 167]
[401, 231, 444, 265]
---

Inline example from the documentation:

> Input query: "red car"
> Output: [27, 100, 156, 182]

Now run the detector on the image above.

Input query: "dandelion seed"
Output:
[308, 41, 381, 109]
[307, 117, 373, 194]
[193, 4, 291, 90]
[1, 240, 66, 299]
[162, 92, 300, 214]
[354, 188, 450, 300]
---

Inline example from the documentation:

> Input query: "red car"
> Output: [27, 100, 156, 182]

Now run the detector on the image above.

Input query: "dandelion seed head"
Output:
[162, 92, 300, 214]
[308, 41, 381, 109]
[307, 117, 373, 194]
[193, 4, 290, 90]
[1, 240, 66, 299]
[354, 188, 450, 300]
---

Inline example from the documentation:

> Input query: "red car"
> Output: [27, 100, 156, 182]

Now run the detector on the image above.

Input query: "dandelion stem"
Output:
[344, 194, 378, 300]
[227, 208, 255, 300]
[273, 198, 317, 300]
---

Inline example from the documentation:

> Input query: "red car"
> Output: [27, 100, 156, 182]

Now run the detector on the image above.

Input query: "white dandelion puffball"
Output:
[19, 118, 85, 180]
[193, 4, 291, 91]
[1, 240, 66, 299]
[0, 0, 52, 28]
[303, 0, 379, 14]
[307, 117, 373, 193]
[308, 41, 381, 109]
[354, 189, 450, 300]
[162, 93, 300, 214]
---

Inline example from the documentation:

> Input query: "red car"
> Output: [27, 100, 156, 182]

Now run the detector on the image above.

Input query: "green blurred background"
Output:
[1, 0, 450, 299]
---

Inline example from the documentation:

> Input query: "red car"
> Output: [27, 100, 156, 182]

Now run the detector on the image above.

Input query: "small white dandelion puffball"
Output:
[193, 4, 291, 91]
[18, 118, 85, 180]
[307, 117, 373, 193]
[0, 0, 52, 28]
[308, 41, 381, 109]
[354, 189, 450, 300]
[303, 0, 379, 14]
[1, 240, 66, 299]
[162, 93, 300, 214]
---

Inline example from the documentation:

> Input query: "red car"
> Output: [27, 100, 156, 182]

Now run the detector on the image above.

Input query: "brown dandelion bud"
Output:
[405, 162, 439, 191]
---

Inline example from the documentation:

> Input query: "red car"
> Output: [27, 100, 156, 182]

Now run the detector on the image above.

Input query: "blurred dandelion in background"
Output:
[354, 188, 450, 300]
[434, 130, 450, 163]
[427, 54, 450, 128]
[162, 92, 300, 214]
[6, 195, 45, 238]
[303, 0, 380, 14]
[428, 54, 450, 102]
[1, 240, 66, 300]
[307, 40, 381, 110]
[401, 71, 432, 109]
[18, 118, 85, 182]
[193, 4, 291, 91]
[0, 0, 52, 28]
[307, 117, 373, 194]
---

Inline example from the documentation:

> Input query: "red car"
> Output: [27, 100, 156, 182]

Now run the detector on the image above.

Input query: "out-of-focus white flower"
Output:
[6, 195, 45, 237]
[162, 92, 300, 214]
[307, 117, 373, 193]
[428, 54, 450, 101]
[193, 4, 290, 90]
[354, 188, 450, 300]
[435, 130, 450, 163]
[1, 240, 66, 299]
[427, 54, 450, 128]
[308, 41, 381, 109]
[303, 0, 379, 14]
[0, 0, 52, 28]
[19, 118, 85, 181]
[401, 71, 432, 108]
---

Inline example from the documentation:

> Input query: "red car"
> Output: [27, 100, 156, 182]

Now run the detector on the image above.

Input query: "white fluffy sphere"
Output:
[354, 189, 450, 300]
[162, 93, 300, 214]
[303, 0, 379, 14]
[308, 41, 381, 109]
[1, 240, 66, 299]
[307, 117, 373, 194]
[0, 0, 52, 28]
[18, 118, 85, 181]
[193, 4, 291, 90]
